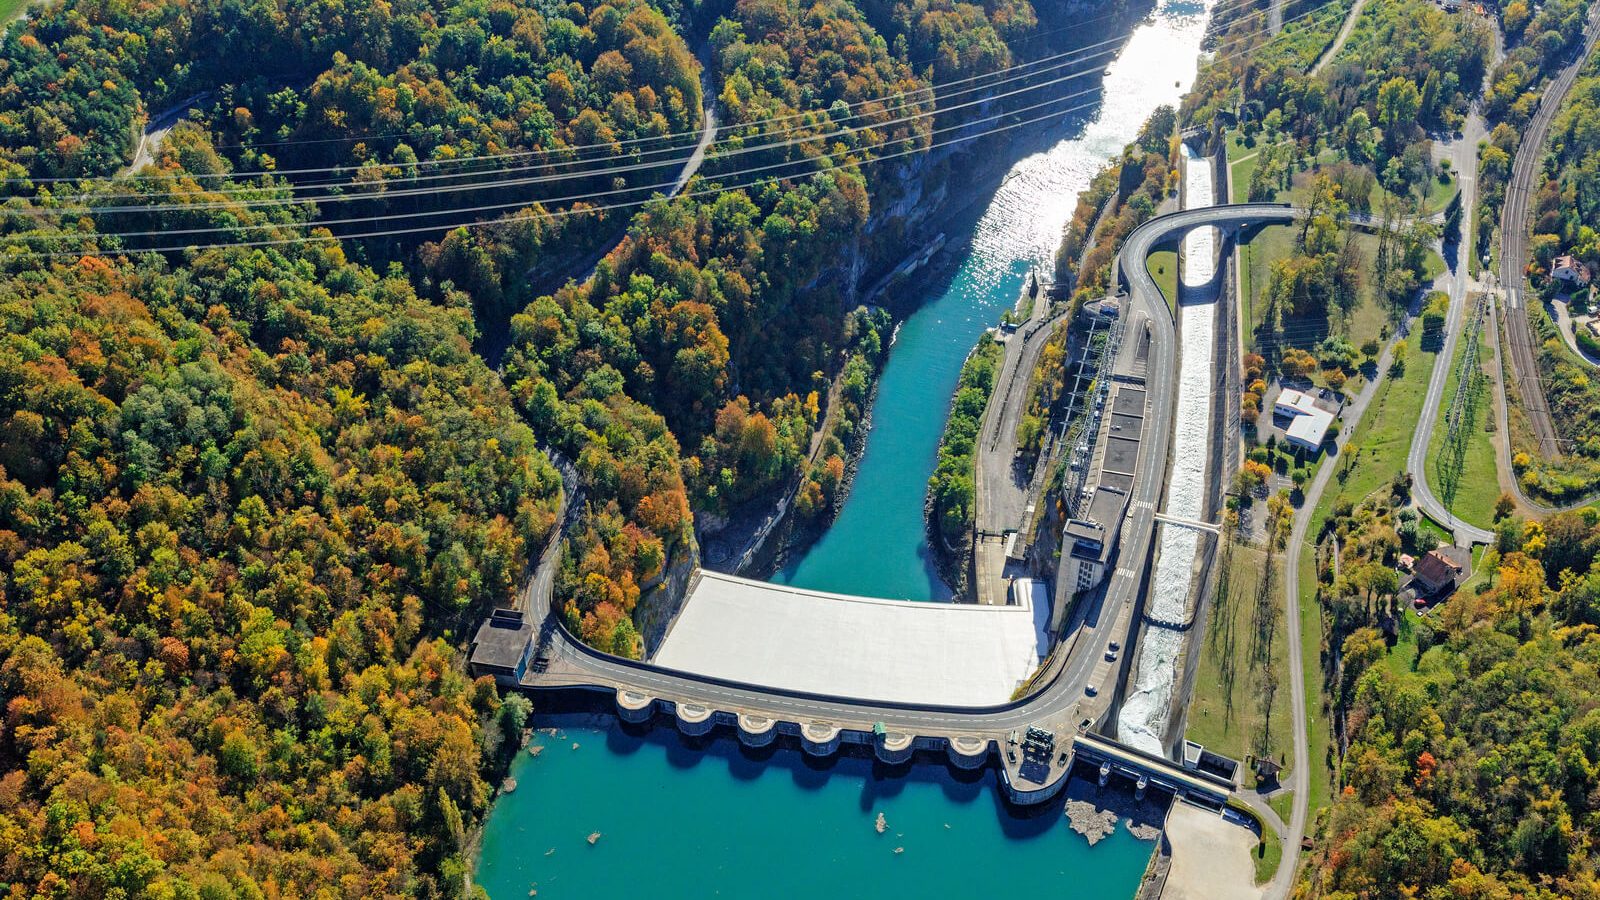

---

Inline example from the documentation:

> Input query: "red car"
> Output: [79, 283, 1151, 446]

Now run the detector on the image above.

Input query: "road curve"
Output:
[517, 203, 1299, 744]
[1405, 120, 1496, 547]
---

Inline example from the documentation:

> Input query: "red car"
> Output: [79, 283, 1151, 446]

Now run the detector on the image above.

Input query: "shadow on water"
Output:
[527, 691, 1149, 840]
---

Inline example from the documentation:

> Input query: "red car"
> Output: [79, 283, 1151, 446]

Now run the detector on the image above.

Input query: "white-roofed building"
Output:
[1273, 386, 1337, 452]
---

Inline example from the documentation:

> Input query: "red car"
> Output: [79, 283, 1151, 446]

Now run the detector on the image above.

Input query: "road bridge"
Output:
[1153, 512, 1222, 534]
[471, 202, 1310, 802]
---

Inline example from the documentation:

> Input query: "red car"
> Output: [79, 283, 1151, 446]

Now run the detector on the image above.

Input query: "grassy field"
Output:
[1418, 511, 1453, 545]
[1423, 299, 1499, 528]
[1381, 605, 1421, 678]
[1226, 133, 1264, 204]
[1186, 542, 1293, 782]
[1294, 337, 1439, 816]
[1, 0, 28, 27]
[1372, 172, 1458, 217]
[1148, 243, 1178, 312]
[1255, 823, 1282, 885]
[1239, 226, 1394, 371]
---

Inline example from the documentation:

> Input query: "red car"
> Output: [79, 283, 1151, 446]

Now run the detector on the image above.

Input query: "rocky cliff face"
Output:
[637, 540, 701, 657]
[627, 0, 1150, 624]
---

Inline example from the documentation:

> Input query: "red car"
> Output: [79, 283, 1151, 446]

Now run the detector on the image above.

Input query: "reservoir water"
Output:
[476, 711, 1155, 898]
[476, 2, 1214, 895]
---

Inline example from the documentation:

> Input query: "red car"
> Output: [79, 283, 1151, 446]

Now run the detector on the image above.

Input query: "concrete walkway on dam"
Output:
[651, 571, 1052, 706]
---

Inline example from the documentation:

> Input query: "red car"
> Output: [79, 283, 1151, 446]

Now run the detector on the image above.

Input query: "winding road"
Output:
[1404, 119, 1496, 546]
[119, 93, 211, 177]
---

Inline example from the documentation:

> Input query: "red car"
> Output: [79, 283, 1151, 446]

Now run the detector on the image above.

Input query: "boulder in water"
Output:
[1065, 799, 1119, 846]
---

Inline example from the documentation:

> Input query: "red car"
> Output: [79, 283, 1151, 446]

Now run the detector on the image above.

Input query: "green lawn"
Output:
[1418, 512, 1453, 546]
[1268, 790, 1293, 823]
[1186, 542, 1293, 783]
[1295, 338, 1439, 816]
[1459, 544, 1491, 594]
[1383, 603, 1420, 677]
[1242, 225, 1296, 349]
[1294, 553, 1334, 816]
[1255, 824, 1283, 886]
[1239, 226, 1392, 370]
[1423, 248, 1447, 281]
[1423, 306, 1499, 529]
[1229, 141, 1264, 204]
[1, 0, 30, 26]
[1148, 243, 1178, 312]
[1371, 172, 1458, 217]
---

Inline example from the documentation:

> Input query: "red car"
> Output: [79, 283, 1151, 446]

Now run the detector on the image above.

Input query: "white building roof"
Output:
[1284, 405, 1335, 448]
[1274, 387, 1320, 415]
[651, 571, 1051, 706]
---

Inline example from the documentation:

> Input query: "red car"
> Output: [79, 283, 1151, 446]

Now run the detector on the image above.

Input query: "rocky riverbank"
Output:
[1063, 776, 1169, 846]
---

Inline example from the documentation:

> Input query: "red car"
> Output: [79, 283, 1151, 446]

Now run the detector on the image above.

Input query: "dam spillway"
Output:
[1116, 144, 1218, 756]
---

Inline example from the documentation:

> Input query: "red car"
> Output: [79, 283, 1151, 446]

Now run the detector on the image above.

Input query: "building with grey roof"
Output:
[469, 609, 535, 683]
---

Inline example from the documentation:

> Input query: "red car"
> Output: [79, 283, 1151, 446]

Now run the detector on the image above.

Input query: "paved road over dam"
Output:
[482, 202, 1303, 799]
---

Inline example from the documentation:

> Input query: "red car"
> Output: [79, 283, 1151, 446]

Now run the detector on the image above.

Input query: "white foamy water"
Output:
[1118, 143, 1217, 755]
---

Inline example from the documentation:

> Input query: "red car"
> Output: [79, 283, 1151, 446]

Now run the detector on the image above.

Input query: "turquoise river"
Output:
[476, 1, 1213, 895]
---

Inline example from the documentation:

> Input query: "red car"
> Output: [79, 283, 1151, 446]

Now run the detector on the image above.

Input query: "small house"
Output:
[1553, 255, 1591, 286]
[1412, 549, 1463, 596]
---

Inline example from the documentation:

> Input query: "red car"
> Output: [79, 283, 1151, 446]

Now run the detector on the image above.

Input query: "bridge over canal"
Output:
[470, 203, 1302, 806]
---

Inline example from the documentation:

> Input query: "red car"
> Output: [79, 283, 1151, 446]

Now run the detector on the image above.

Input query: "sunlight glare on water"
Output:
[778, 0, 1216, 601]
[478, 3, 1220, 896]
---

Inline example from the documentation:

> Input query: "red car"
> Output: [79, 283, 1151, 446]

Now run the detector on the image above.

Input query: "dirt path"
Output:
[120, 93, 210, 176]
[1308, 0, 1366, 77]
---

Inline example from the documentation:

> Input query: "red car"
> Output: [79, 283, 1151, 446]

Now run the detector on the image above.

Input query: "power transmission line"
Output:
[43, 45, 1126, 215]
[5, 0, 1353, 258]
[27, 0, 1289, 203]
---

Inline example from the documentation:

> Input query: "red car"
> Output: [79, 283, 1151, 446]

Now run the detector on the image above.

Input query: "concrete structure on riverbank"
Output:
[470, 203, 1307, 814]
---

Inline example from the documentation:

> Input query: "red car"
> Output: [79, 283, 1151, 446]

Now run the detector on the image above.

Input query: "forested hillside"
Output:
[0, 245, 561, 896]
[1509, 46, 1600, 501]
[1302, 509, 1600, 899]
[0, 0, 1101, 890]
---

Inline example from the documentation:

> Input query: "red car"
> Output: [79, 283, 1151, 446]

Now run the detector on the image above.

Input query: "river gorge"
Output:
[476, 0, 1216, 894]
